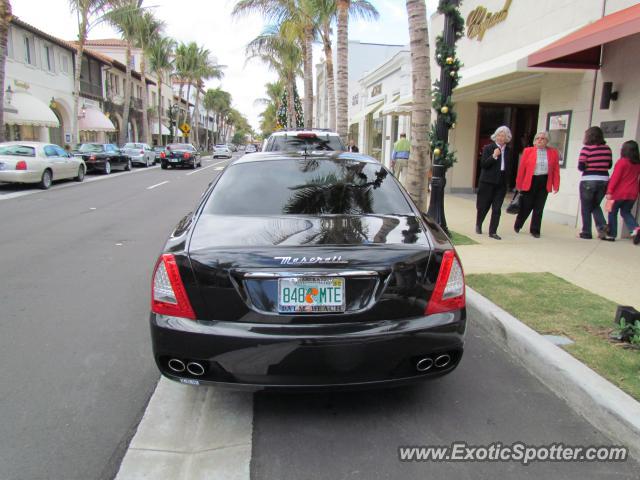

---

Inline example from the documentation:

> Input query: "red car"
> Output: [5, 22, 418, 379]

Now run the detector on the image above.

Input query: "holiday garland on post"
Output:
[276, 85, 305, 130]
[429, 0, 464, 170]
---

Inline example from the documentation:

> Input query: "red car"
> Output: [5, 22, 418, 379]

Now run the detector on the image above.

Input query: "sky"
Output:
[12, 0, 433, 131]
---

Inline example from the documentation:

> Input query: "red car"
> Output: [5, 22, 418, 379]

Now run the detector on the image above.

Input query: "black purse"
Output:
[506, 191, 522, 215]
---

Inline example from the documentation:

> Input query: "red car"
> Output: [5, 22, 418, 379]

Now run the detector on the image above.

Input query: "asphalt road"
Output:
[0, 155, 233, 480]
[1, 152, 638, 480]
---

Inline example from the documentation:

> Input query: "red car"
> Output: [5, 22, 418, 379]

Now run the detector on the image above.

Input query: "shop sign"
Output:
[600, 120, 625, 138]
[467, 0, 512, 41]
[371, 84, 382, 98]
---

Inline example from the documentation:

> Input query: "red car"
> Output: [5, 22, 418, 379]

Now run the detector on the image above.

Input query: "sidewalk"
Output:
[444, 194, 639, 306]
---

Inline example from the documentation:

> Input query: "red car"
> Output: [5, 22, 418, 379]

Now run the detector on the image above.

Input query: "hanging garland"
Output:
[276, 84, 304, 129]
[430, 0, 465, 170]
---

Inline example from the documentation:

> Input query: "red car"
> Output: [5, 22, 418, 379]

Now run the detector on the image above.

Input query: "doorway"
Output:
[474, 103, 539, 189]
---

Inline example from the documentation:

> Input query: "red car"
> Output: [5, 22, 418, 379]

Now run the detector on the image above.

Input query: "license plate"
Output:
[278, 277, 345, 313]
[170, 158, 179, 162]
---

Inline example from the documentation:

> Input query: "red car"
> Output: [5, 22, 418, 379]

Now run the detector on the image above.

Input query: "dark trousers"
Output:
[515, 175, 548, 235]
[607, 199, 639, 238]
[579, 180, 608, 236]
[476, 175, 507, 234]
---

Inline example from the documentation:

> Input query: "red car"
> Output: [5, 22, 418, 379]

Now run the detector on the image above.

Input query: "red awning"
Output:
[528, 3, 640, 69]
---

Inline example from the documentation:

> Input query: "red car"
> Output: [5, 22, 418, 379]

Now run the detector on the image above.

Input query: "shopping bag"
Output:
[506, 191, 522, 215]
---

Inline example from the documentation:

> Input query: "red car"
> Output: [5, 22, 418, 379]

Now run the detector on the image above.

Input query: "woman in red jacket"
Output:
[605, 140, 640, 244]
[514, 131, 560, 238]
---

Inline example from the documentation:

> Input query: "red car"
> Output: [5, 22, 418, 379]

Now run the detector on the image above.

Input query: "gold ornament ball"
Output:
[441, 106, 449, 114]
[433, 148, 442, 156]
[446, 57, 454, 64]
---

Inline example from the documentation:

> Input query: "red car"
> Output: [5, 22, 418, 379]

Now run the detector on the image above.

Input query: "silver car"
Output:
[122, 143, 156, 167]
[0, 141, 86, 189]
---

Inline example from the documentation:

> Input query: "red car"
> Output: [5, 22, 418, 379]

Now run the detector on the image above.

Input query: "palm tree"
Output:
[106, 0, 143, 145]
[0, 0, 12, 142]
[405, 0, 431, 211]
[69, 0, 110, 144]
[135, 10, 163, 145]
[203, 88, 217, 150]
[172, 42, 190, 141]
[148, 36, 174, 144]
[246, 24, 302, 129]
[191, 47, 224, 147]
[210, 88, 231, 144]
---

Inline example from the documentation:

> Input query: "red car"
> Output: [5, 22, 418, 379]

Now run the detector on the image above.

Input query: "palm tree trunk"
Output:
[322, 24, 336, 132]
[120, 43, 133, 145]
[0, 0, 13, 143]
[336, 0, 349, 143]
[157, 72, 163, 143]
[193, 85, 201, 147]
[140, 55, 150, 145]
[405, 0, 431, 211]
[204, 110, 209, 150]
[175, 82, 184, 143]
[303, 24, 313, 129]
[286, 78, 295, 129]
[185, 82, 192, 143]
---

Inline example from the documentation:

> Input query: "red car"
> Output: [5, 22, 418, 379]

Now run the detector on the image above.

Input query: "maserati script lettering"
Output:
[274, 256, 348, 265]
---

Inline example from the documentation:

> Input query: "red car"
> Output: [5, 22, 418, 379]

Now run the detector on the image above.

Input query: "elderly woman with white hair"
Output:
[476, 125, 514, 240]
[514, 131, 560, 238]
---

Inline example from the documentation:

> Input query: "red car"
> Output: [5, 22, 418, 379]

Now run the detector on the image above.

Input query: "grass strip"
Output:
[466, 272, 640, 401]
[449, 231, 478, 246]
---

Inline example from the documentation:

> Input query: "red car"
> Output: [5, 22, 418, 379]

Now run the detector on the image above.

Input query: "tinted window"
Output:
[167, 144, 195, 151]
[267, 135, 345, 152]
[79, 144, 104, 153]
[205, 159, 412, 216]
[0, 145, 35, 157]
[53, 146, 68, 157]
[44, 146, 58, 157]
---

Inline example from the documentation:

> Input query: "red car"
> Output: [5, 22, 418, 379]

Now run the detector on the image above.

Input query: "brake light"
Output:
[151, 254, 195, 320]
[140, 150, 144, 154]
[183, 152, 191, 159]
[297, 133, 317, 139]
[425, 250, 465, 315]
[89, 155, 96, 161]
[15, 160, 27, 170]
[160, 152, 166, 159]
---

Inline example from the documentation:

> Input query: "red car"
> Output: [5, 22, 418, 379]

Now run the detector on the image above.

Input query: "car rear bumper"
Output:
[84, 160, 107, 171]
[150, 310, 466, 391]
[0, 170, 41, 183]
[164, 158, 192, 166]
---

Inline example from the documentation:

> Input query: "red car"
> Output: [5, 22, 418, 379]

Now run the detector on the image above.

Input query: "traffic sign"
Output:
[179, 123, 191, 135]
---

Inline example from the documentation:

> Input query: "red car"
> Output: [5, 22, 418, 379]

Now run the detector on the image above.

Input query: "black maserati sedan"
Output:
[160, 143, 202, 169]
[150, 151, 466, 390]
[74, 143, 131, 174]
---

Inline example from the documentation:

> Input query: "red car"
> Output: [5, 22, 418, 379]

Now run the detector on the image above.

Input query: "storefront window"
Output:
[546, 111, 571, 168]
[370, 116, 383, 162]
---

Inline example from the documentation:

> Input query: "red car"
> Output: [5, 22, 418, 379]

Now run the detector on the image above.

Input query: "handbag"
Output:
[506, 191, 522, 215]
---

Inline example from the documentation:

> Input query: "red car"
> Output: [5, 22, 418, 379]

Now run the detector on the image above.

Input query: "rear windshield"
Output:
[204, 159, 412, 216]
[167, 144, 195, 151]
[78, 144, 104, 153]
[0, 145, 35, 157]
[266, 134, 345, 152]
[124, 143, 143, 149]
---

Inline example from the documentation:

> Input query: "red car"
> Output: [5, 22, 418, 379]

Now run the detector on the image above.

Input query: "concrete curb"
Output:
[466, 287, 640, 459]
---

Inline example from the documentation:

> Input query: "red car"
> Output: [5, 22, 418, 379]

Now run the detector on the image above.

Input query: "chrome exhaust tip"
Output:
[186, 362, 205, 376]
[435, 354, 451, 368]
[416, 357, 434, 372]
[168, 358, 186, 373]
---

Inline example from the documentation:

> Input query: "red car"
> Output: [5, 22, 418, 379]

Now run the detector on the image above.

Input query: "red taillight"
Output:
[140, 150, 144, 154]
[183, 152, 191, 160]
[160, 151, 166, 159]
[151, 254, 196, 320]
[297, 133, 317, 139]
[15, 160, 27, 170]
[425, 250, 465, 315]
[89, 155, 96, 161]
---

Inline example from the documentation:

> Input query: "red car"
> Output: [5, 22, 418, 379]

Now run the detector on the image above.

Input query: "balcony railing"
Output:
[130, 97, 143, 110]
[80, 80, 102, 98]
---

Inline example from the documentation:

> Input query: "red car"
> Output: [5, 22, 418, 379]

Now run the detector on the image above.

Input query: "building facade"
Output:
[430, 0, 640, 226]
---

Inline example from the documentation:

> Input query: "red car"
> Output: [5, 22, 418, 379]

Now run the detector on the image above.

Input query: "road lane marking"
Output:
[185, 159, 229, 176]
[147, 181, 170, 190]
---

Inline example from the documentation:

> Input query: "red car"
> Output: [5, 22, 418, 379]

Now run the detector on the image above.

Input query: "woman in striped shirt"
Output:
[578, 127, 612, 239]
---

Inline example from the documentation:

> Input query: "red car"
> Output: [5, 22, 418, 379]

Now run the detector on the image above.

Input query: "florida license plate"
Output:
[278, 277, 345, 313]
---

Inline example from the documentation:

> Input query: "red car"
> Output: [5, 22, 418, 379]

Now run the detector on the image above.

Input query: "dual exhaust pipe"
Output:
[416, 354, 451, 372]
[167, 358, 205, 376]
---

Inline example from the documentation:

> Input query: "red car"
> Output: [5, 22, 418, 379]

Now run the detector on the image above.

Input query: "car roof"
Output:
[0, 141, 52, 147]
[231, 151, 379, 166]
[269, 129, 339, 136]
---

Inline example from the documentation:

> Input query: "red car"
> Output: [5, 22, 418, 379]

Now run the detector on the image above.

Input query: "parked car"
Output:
[122, 142, 155, 167]
[150, 151, 466, 390]
[213, 144, 232, 159]
[0, 141, 86, 189]
[263, 130, 345, 152]
[153, 146, 168, 163]
[74, 143, 131, 174]
[244, 144, 258, 154]
[160, 143, 202, 169]
[228, 144, 238, 152]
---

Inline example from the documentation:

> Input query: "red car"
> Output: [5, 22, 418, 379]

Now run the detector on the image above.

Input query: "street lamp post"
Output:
[426, 0, 463, 235]
[168, 103, 179, 141]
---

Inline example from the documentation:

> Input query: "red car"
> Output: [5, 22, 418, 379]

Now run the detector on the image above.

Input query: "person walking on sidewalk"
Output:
[475, 126, 513, 240]
[514, 131, 560, 238]
[348, 139, 359, 153]
[578, 126, 613, 239]
[604, 140, 640, 244]
[391, 134, 410, 182]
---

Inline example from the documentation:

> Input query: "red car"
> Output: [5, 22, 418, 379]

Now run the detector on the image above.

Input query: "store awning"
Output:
[363, 100, 384, 118]
[151, 122, 171, 136]
[381, 95, 415, 116]
[79, 108, 116, 132]
[3, 91, 59, 128]
[528, 3, 640, 69]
